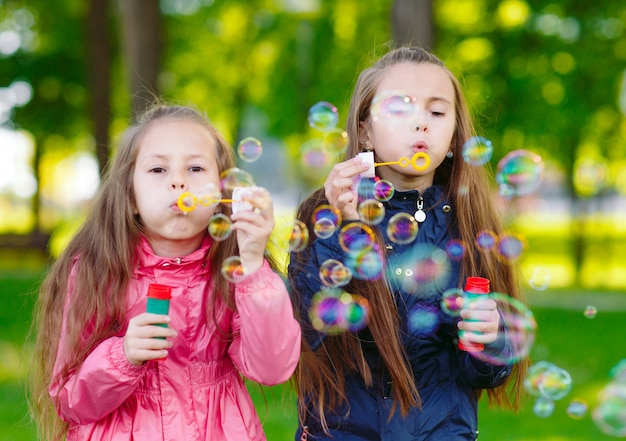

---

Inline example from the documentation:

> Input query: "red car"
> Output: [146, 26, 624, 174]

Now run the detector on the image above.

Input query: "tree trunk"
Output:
[87, 0, 112, 176]
[391, 0, 434, 50]
[117, 0, 161, 121]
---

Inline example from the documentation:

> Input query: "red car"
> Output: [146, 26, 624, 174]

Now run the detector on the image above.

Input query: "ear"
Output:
[358, 120, 372, 149]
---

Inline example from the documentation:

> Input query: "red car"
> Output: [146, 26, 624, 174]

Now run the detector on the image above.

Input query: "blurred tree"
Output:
[392, 0, 434, 49]
[116, 0, 161, 122]
[87, 0, 112, 176]
[2, 0, 626, 286]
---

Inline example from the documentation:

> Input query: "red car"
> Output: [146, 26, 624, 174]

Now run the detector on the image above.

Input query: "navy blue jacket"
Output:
[289, 184, 512, 440]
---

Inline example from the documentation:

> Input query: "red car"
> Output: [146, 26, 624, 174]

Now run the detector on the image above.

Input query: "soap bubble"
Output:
[470, 293, 537, 366]
[374, 179, 395, 201]
[339, 222, 376, 254]
[358, 199, 385, 225]
[309, 288, 369, 333]
[387, 212, 419, 245]
[237, 137, 263, 162]
[221, 256, 244, 282]
[319, 259, 352, 288]
[220, 167, 255, 191]
[289, 220, 309, 253]
[496, 150, 544, 197]
[208, 213, 233, 241]
[308, 101, 339, 131]
[584, 305, 598, 319]
[567, 399, 588, 419]
[370, 91, 417, 125]
[312, 205, 341, 239]
[462, 136, 493, 166]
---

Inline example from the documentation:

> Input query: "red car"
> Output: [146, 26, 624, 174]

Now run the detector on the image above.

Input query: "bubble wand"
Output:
[357, 151, 431, 178]
[177, 186, 270, 214]
[177, 192, 233, 214]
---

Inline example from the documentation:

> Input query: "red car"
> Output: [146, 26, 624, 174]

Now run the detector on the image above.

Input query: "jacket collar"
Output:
[134, 235, 213, 276]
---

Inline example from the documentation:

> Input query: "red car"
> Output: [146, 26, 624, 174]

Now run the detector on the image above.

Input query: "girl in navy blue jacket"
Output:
[288, 46, 529, 440]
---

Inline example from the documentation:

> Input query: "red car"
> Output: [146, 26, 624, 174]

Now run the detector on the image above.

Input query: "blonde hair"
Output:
[28, 104, 242, 441]
[290, 46, 528, 433]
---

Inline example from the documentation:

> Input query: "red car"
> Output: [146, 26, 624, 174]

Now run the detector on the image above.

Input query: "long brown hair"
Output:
[290, 46, 528, 432]
[28, 104, 242, 441]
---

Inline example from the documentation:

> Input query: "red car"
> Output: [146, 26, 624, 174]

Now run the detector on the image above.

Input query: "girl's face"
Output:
[133, 119, 221, 257]
[362, 62, 456, 192]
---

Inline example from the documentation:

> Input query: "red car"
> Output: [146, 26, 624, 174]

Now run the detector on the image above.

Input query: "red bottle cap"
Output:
[147, 284, 172, 300]
[465, 276, 490, 294]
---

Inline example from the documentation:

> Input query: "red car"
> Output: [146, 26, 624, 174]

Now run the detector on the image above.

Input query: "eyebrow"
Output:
[142, 153, 211, 161]
[428, 96, 453, 105]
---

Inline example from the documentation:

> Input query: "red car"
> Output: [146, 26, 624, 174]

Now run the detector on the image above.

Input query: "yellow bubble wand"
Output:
[374, 151, 431, 171]
[177, 192, 234, 214]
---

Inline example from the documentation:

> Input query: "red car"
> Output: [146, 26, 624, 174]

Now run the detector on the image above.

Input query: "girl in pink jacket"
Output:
[29, 104, 301, 441]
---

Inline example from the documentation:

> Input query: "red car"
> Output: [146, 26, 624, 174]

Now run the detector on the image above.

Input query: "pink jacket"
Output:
[50, 236, 301, 441]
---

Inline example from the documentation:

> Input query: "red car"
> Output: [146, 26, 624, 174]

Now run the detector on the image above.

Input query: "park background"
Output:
[1, 0, 626, 439]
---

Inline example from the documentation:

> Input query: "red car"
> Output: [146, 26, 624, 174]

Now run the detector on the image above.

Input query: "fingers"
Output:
[124, 313, 178, 366]
[457, 299, 500, 344]
[324, 157, 370, 218]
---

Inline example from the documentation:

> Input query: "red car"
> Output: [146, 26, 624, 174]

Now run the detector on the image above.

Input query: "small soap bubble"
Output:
[538, 366, 572, 401]
[339, 222, 375, 254]
[323, 128, 349, 153]
[289, 220, 309, 252]
[346, 244, 384, 281]
[445, 239, 466, 261]
[529, 267, 552, 291]
[197, 183, 223, 208]
[392, 245, 451, 296]
[462, 136, 493, 166]
[408, 304, 439, 336]
[344, 294, 369, 332]
[497, 232, 526, 261]
[496, 149, 544, 197]
[533, 396, 555, 418]
[319, 259, 353, 288]
[237, 137, 263, 163]
[476, 229, 497, 251]
[441, 288, 464, 316]
[593, 387, 626, 437]
[374, 179, 395, 201]
[309, 288, 369, 333]
[584, 305, 598, 319]
[470, 293, 536, 366]
[574, 156, 608, 197]
[308, 101, 339, 131]
[370, 91, 417, 125]
[387, 212, 419, 245]
[300, 138, 334, 179]
[358, 199, 385, 225]
[208, 213, 233, 241]
[221, 256, 244, 282]
[567, 399, 588, 419]
[312, 205, 341, 239]
[220, 167, 255, 192]
[525, 361, 572, 401]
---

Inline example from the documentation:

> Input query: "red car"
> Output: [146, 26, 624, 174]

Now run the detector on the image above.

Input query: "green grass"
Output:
[1, 264, 625, 440]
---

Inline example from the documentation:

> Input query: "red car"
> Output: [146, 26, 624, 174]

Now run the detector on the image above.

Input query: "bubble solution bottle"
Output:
[146, 284, 172, 361]
[458, 276, 490, 353]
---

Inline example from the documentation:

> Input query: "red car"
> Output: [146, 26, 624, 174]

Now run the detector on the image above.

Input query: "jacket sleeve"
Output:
[228, 260, 301, 385]
[456, 319, 514, 389]
[49, 265, 146, 424]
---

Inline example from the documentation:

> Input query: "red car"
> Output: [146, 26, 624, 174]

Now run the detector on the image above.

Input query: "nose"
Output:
[169, 170, 187, 191]
[415, 125, 428, 133]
